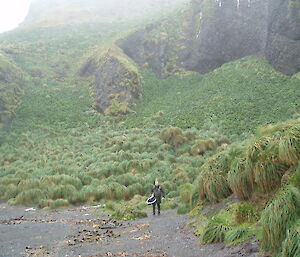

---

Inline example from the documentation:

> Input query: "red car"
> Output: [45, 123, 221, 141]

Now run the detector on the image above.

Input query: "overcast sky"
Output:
[0, 0, 32, 33]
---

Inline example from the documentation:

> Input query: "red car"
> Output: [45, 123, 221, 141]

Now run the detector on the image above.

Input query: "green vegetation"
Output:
[191, 201, 260, 246]
[121, 57, 300, 135]
[280, 220, 300, 257]
[0, 53, 26, 129]
[0, 0, 299, 255]
[79, 46, 141, 115]
[191, 120, 300, 256]
[261, 186, 300, 255]
[0, 120, 226, 208]
[105, 196, 148, 220]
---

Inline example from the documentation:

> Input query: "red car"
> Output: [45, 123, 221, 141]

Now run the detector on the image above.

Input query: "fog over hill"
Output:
[22, 0, 189, 27]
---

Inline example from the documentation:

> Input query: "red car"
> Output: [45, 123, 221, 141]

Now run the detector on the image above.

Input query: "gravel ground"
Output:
[0, 203, 264, 257]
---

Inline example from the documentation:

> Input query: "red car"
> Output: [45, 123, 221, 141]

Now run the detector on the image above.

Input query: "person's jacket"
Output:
[151, 185, 165, 203]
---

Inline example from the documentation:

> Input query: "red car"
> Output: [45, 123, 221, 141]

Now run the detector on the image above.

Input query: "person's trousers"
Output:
[152, 202, 160, 215]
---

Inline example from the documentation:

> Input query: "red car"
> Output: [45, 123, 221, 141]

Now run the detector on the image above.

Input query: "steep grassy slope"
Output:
[122, 57, 300, 135]
[0, 53, 26, 129]
[189, 119, 300, 257]
[0, 21, 148, 135]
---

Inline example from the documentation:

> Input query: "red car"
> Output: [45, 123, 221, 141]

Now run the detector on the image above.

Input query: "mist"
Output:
[23, 0, 189, 27]
[0, 0, 32, 33]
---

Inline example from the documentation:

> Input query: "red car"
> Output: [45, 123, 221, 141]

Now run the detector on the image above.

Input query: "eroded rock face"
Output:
[179, 0, 300, 75]
[118, 25, 169, 78]
[79, 48, 141, 115]
[178, 0, 268, 73]
[265, 0, 300, 75]
[120, 0, 300, 76]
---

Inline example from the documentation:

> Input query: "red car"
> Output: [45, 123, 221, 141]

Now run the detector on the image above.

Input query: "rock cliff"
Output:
[119, 0, 300, 76]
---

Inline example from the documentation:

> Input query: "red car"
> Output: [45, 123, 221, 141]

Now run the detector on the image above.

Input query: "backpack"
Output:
[153, 186, 162, 198]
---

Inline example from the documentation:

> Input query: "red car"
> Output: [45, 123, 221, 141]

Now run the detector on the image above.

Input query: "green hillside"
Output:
[122, 57, 300, 135]
[0, 53, 26, 129]
[0, 0, 299, 256]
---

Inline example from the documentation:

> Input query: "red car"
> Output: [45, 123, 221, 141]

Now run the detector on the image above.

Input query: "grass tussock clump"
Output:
[201, 213, 232, 244]
[228, 158, 253, 200]
[197, 170, 231, 203]
[190, 139, 216, 156]
[261, 186, 300, 255]
[177, 183, 195, 214]
[280, 220, 300, 257]
[248, 120, 300, 192]
[194, 201, 260, 247]
[111, 205, 147, 221]
[106, 196, 147, 220]
[234, 202, 259, 224]
[224, 226, 250, 245]
[50, 199, 70, 209]
[226, 120, 300, 202]
[13, 189, 46, 205]
[196, 150, 235, 203]
[160, 127, 187, 148]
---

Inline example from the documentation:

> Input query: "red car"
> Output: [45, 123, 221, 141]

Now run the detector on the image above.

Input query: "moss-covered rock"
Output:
[79, 47, 141, 115]
[117, 24, 170, 78]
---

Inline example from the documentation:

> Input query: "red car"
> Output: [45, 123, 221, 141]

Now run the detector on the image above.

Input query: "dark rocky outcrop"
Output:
[118, 25, 170, 78]
[120, 0, 300, 76]
[179, 0, 300, 75]
[178, 0, 269, 73]
[79, 48, 141, 115]
[265, 0, 300, 74]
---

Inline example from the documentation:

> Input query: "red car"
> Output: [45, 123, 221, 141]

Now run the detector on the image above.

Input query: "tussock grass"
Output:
[280, 220, 300, 257]
[228, 158, 253, 200]
[196, 149, 235, 203]
[81, 186, 101, 202]
[50, 199, 69, 209]
[234, 202, 258, 224]
[201, 217, 230, 244]
[177, 203, 190, 215]
[197, 170, 231, 203]
[18, 179, 41, 191]
[179, 183, 194, 210]
[190, 139, 216, 156]
[160, 127, 187, 148]
[226, 120, 300, 203]
[50, 185, 78, 201]
[14, 189, 46, 205]
[261, 186, 300, 255]
[277, 124, 300, 166]
[224, 226, 250, 245]
[3, 184, 19, 200]
[252, 157, 287, 193]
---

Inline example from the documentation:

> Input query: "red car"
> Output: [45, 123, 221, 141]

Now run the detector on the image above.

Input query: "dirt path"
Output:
[0, 203, 262, 257]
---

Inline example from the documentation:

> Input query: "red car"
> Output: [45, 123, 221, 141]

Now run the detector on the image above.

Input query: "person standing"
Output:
[151, 179, 166, 215]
